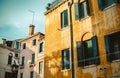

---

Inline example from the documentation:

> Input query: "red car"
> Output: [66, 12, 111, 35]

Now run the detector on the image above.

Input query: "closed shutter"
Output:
[77, 42, 84, 67]
[92, 36, 100, 65]
[32, 54, 35, 63]
[98, 0, 103, 10]
[74, 3, 80, 20]
[30, 71, 34, 78]
[86, 0, 90, 16]
[104, 35, 111, 62]
[22, 57, 24, 66]
[64, 10, 68, 27]
[79, 2, 85, 19]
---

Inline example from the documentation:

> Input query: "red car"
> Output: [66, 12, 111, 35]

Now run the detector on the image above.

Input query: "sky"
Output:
[0, 0, 52, 43]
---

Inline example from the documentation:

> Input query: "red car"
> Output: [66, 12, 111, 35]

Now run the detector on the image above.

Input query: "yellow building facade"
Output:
[44, 0, 120, 78]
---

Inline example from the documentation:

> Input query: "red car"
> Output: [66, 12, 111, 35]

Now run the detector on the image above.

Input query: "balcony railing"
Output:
[46, 0, 62, 10]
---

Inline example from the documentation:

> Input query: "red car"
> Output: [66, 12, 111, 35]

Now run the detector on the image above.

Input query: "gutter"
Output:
[68, 0, 75, 78]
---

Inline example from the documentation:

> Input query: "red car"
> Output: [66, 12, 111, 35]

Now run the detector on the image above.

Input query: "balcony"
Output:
[29, 62, 35, 67]
[46, 0, 62, 10]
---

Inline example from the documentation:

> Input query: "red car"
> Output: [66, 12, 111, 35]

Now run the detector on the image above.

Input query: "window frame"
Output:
[31, 54, 35, 64]
[30, 71, 34, 78]
[22, 43, 26, 49]
[39, 42, 44, 52]
[39, 61, 43, 74]
[32, 39, 36, 46]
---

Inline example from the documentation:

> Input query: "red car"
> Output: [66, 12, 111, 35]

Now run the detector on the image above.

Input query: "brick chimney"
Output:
[29, 24, 35, 36]
[2, 38, 6, 46]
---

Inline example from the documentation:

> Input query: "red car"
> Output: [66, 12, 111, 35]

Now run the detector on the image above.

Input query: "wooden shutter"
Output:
[104, 35, 111, 62]
[98, 0, 103, 10]
[64, 10, 68, 27]
[32, 54, 35, 63]
[22, 57, 24, 66]
[92, 36, 100, 65]
[74, 3, 80, 20]
[86, 0, 91, 16]
[77, 42, 84, 67]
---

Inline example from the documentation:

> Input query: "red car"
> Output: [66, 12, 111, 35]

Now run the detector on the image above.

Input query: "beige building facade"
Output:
[18, 24, 44, 78]
[0, 39, 19, 78]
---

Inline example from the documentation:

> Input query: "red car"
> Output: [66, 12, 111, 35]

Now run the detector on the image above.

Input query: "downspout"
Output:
[68, 0, 75, 78]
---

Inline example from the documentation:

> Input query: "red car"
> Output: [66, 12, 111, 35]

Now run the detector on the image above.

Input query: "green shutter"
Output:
[86, 0, 90, 15]
[79, 2, 85, 19]
[74, 3, 80, 20]
[64, 10, 68, 27]
[30, 71, 34, 78]
[20, 73, 23, 78]
[66, 49, 70, 69]
[32, 54, 35, 63]
[98, 0, 103, 10]
[77, 42, 84, 67]
[104, 35, 111, 62]
[22, 57, 24, 66]
[92, 36, 100, 65]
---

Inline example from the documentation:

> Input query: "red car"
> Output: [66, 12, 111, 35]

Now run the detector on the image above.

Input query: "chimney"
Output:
[2, 38, 6, 46]
[29, 24, 35, 36]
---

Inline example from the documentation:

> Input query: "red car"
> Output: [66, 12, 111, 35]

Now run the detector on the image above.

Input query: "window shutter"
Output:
[92, 36, 100, 65]
[66, 49, 70, 69]
[22, 57, 24, 66]
[32, 54, 35, 63]
[64, 10, 68, 27]
[74, 3, 80, 20]
[86, 0, 90, 15]
[30, 71, 34, 78]
[79, 3, 85, 19]
[77, 42, 84, 67]
[98, 0, 103, 10]
[104, 35, 111, 62]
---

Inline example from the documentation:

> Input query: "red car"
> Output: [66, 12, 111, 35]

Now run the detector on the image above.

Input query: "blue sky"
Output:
[0, 0, 52, 43]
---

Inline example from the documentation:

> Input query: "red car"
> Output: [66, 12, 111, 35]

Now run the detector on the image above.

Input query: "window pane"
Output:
[8, 56, 12, 65]
[32, 54, 35, 63]
[39, 62, 43, 74]
[39, 42, 44, 52]
[61, 10, 68, 28]
[30, 71, 34, 78]
[62, 49, 70, 70]
[20, 73, 23, 78]
[21, 57, 24, 66]
[32, 39, 36, 45]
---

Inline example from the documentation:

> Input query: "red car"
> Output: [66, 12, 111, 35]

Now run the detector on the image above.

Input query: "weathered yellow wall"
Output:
[44, 0, 120, 78]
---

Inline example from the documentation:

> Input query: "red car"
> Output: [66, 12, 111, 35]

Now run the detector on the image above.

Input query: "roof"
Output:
[0, 44, 20, 53]
[19, 32, 45, 42]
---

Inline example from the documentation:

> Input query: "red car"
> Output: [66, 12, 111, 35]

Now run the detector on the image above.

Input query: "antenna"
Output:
[28, 10, 35, 24]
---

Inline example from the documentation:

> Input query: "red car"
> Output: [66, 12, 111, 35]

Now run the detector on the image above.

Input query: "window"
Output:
[22, 43, 26, 49]
[20, 73, 23, 78]
[15, 53, 18, 58]
[5, 72, 12, 78]
[30, 71, 34, 78]
[104, 32, 120, 62]
[74, 0, 90, 20]
[61, 10, 68, 28]
[62, 48, 70, 70]
[8, 54, 13, 65]
[21, 56, 25, 66]
[32, 39, 36, 46]
[77, 36, 99, 67]
[98, 0, 118, 10]
[31, 54, 35, 64]
[39, 42, 44, 52]
[39, 62, 43, 74]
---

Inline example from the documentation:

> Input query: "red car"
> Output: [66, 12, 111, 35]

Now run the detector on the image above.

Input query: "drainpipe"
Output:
[68, 0, 75, 78]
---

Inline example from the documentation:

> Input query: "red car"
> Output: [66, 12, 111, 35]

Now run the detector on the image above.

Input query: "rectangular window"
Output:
[39, 42, 44, 52]
[74, 0, 90, 20]
[62, 48, 70, 70]
[20, 73, 23, 78]
[5, 72, 12, 78]
[32, 39, 36, 46]
[61, 10, 68, 28]
[15, 53, 18, 58]
[31, 54, 35, 64]
[98, 0, 118, 10]
[21, 56, 25, 66]
[104, 32, 120, 62]
[39, 62, 43, 74]
[30, 71, 34, 78]
[22, 43, 26, 49]
[77, 36, 99, 67]
[8, 55, 12, 65]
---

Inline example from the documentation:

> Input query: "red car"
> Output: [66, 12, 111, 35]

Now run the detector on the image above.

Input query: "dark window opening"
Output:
[74, 0, 90, 20]
[31, 54, 35, 64]
[32, 39, 36, 46]
[22, 43, 26, 49]
[104, 32, 120, 62]
[21, 57, 25, 66]
[62, 48, 70, 70]
[77, 36, 100, 67]
[30, 71, 34, 78]
[8, 55, 12, 65]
